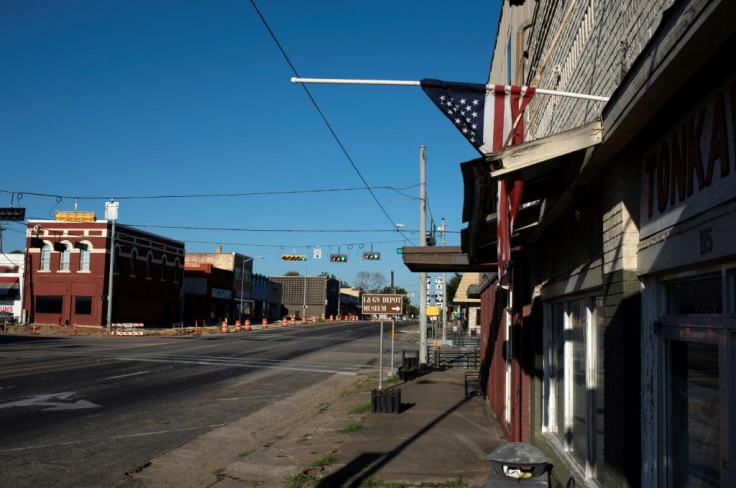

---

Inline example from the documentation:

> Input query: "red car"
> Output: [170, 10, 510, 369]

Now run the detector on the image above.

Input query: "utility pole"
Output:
[418, 145, 428, 365]
[441, 217, 447, 340]
[105, 201, 119, 336]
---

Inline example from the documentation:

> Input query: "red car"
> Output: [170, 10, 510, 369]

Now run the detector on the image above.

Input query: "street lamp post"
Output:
[105, 201, 119, 336]
[239, 256, 264, 319]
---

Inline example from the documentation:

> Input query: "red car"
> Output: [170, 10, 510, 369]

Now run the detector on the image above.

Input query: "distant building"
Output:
[451, 273, 481, 335]
[182, 262, 235, 325]
[339, 287, 361, 317]
[270, 275, 339, 319]
[24, 217, 184, 326]
[0, 254, 24, 321]
[185, 247, 257, 322]
[252, 273, 282, 322]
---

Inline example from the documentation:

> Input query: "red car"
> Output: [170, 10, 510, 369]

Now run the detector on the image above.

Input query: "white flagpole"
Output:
[290, 77, 609, 102]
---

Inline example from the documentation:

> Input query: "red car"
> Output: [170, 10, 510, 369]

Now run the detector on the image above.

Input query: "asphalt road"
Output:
[0, 320, 418, 487]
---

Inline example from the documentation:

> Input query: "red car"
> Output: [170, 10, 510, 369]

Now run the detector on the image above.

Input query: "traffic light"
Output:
[362, 252, 381, 260]
[425, 233, 436, 246]
[282, 255, 307, 261]
[330, 254, 347, 262]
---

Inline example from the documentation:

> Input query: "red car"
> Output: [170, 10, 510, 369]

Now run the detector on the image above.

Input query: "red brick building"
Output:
[24, 217, 185, 327]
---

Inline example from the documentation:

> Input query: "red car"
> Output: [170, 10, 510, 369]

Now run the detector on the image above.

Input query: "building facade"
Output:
[24, 217, 184, 327]
[184, 248, 257, 321]
[270, 275, 339, 320]
[0, 253, 24, 321]
[251, 273, 282, 322]
[182, 262, 236, 325]
[470, 1, 736, 487]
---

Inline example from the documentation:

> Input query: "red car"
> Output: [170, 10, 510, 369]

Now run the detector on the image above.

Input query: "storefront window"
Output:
[660, 268, 734, 487]
[546, 296, 604, 481]
[570, 299, 587, 463]
[75, 296, 92, 315]
[666, 275, 722, 314]
[668, 341, 720, 487]
[36, 296, 62, 314]
[551, 302, 565, 439]
[594, 297, 605, 479]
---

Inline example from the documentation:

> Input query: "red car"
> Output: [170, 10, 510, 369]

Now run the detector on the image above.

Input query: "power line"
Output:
[128, 223, 421, 233]
[0, 184, 418, 201]
[247, 0, 415, 245]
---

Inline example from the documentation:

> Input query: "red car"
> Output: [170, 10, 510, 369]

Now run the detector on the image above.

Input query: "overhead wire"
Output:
[0, 185, 418, 201]
[247, 0, 416, 245]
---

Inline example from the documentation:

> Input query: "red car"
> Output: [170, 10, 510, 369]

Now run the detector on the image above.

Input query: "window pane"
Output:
[570, 299, 587, 463]
[667, 276, 722, 314]
[36, 296, 62, 314]
[669, 341, 720, 487]
[75, 296, 92, 315]
[60, 249, 70, 271]
[80, 249, 90, 271]
[551, 302, 565, 439]
[594, 297, 605, 480]
[41, 246, 50, 270]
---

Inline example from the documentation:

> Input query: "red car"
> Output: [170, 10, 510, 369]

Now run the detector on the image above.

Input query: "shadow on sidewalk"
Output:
[316, 395, 472, 488]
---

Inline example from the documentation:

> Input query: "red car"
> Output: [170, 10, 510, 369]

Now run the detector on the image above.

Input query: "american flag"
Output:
[419, 79, 535, 154]
[420, 79, 536, 289]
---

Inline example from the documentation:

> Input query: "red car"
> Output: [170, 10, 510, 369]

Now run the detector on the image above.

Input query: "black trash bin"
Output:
[370, 388, 401, 414]
[486, 442, 551, 487]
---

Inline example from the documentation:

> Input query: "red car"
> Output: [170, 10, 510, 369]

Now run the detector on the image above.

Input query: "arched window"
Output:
[130, 249, 138, 277]
[173, 258, 180, 283]
[160, 255, 167, 281]
[79, 245, 91, 272]
[146, 253, 153, 279]
[59, 246, 70, 271]
[40, 244, 51, 271]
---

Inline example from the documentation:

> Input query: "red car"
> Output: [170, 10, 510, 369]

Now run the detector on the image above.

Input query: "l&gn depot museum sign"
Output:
[361, 294, 404, 315]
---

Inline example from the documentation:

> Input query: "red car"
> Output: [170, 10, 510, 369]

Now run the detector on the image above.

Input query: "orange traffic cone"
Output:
[235, 319, 241, 332]
[244, 319, 251, 331]
[262, 317, 268, 329]
[221, 320, 228, 333]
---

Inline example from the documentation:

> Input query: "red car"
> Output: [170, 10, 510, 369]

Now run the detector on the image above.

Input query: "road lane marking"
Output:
[101, 371, 149, 381]
[0, 423, 229, 453]
[0, 391, 101, 411]
[113, 356, 360, 375]
[0, 358, 113, 376]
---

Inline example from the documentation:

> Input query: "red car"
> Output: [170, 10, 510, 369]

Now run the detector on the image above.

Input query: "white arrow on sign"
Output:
[0, 392, 101, 412]
[391, 306, 401, 312]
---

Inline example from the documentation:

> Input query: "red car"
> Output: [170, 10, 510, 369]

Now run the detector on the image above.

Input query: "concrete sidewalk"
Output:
[127, 368, 505, 488]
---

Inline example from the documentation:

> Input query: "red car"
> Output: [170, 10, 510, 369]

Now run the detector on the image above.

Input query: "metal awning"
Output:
[0, 276, 20, 294]
[401, 246, 497, 273]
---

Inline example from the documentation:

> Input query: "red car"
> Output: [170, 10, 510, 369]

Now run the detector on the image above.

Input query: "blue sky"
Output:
[1, 0, 500, 300]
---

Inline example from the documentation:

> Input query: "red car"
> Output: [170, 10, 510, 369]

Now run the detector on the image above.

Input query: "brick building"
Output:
[184, 248, 258, 322]
[404, 0, 736, 486]
[24, 216, 184, 327]
[269, 275, 339, 320]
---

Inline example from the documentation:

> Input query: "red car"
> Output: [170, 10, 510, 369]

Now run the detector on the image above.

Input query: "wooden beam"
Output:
[488, 119, 603, 178]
